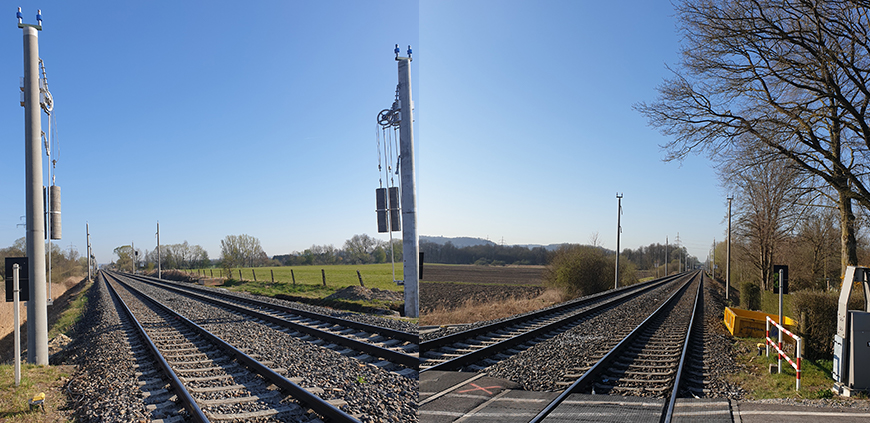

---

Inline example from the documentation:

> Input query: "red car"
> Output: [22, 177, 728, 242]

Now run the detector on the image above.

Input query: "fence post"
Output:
[239, 269, 242, 280]
[210, 269, 213, 277]
[357, 270, 365, 287]
[321, 269, 326, 286]
[291, 269, 296, 286]
[271, 269, 275, 284]
[253, 269, 257, 281]
[797, 338, 802, 391]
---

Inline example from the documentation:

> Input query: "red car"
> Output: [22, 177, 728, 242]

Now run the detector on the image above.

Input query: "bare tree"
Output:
[220, 234, 266, 270]
[344, 234, 378, 264]
[636, 0, 870, 276]
[793, 207, 840, 290]
[722, 149, 805, 290]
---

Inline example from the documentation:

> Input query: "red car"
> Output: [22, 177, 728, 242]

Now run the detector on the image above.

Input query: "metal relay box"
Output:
[850, 311, 870, 390]
[833, 267, 870, 396]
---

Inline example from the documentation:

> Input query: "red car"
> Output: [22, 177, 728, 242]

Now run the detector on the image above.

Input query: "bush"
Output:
[545, 245, 612, 298]
[792, 287, 869, 360]
[791, 290, 838, 360]
[148, 269, 201, 283]
[740, 281, 761, 311]
[618, 259, 639, 286]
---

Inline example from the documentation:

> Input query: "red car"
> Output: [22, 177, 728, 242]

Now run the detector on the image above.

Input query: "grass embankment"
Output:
[49, 280, 91, 339]
[194, 264, 403, 294]
[0, 279, 91, 421]
[725, 289, 861, 399]
[728, 336, 842, 400]
[190, 264, 407, 314]
[0, 365, 73, 421]
[421, 289, 564, 326]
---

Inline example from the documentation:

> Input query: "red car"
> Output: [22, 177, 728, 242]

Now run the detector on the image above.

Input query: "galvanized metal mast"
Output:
[727, 196, 733, 300]
[86, 223, 92, 282]
[615, 193, 622, 289]
[20, 8, 48, 365]
[396, 46, 419, 318]
[157, 221, 161, 279]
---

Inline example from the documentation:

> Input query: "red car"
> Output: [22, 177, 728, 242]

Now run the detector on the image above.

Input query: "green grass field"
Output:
[190, 264, 405, 301]
[728, 335, 843, 399]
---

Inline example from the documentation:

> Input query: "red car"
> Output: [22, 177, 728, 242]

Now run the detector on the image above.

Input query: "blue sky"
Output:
[1, 1, 726, 265]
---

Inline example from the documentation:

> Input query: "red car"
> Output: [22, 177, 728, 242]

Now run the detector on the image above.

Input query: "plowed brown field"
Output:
[420, 264, 545, 313]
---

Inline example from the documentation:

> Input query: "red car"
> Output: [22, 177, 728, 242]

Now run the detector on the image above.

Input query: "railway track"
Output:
[102, 270, 361, 422]
[419, 273, 686, 373]
[529, 271, 704, 422]
[111, 271, 419, 375]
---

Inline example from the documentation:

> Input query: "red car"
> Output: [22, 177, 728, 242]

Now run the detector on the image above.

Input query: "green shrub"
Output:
[790, 287, 867, 360]
[791, 290, 838, 360]
[619, 259, 639, 286]
[740, 281, 761, 311]
[545, 245, 612, 298]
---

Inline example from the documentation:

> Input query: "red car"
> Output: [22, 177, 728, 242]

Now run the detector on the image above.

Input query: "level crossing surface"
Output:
[420, 371, 870, 422]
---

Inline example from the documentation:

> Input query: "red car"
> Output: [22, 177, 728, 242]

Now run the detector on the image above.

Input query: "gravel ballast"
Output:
[57, 273, 417, 422]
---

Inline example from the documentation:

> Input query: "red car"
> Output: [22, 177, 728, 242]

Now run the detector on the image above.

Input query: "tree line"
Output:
[273, 234, 402, 266]
[420, 241, 550, 265]
[619, 242, 697, 274]
[112, 241, 211, 272]
[106, 232, 702, 277]
[0, 237, 87, 283]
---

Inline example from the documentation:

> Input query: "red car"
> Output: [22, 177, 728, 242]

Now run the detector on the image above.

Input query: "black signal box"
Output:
[5, 257, 29, 302]
[773, 264, 788, 295]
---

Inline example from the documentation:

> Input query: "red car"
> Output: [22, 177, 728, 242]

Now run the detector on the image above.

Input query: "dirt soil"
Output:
[325, 285, 404, 302]
[421, 282, 546, 313]
[0, 277, 86, 362]
[423, 264, 545, 285]
[419, 265, 546, 313]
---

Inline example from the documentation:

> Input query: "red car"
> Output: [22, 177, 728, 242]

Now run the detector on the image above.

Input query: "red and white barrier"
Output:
[766, 315, 802, 390]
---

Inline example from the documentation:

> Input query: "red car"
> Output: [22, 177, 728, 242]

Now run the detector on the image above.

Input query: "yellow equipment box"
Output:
[724, 307, 796, 338]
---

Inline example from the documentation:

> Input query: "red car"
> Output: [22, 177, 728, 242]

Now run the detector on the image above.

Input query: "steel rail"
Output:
[420, 273, 685, 373]
[110, 271, 418, 369]
[661, 272, 704, 423]
[105, 271, 362, 423]
[125, 271, 416, 343]
[422, 273, 683, 351]
[528, 271, 700, 423]
[102, 271, 210, 423]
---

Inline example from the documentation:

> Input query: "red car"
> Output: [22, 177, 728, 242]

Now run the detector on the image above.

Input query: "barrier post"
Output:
[765, 316, 802, 390]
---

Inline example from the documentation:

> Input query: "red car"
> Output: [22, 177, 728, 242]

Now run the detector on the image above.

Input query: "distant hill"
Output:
[514, 243, 571, 252]
[420, 236, 496, 248]
[421, 236, 615, 254]
[421, 236, 576, 252]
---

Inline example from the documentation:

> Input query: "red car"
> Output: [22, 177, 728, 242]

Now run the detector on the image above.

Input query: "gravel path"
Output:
[54, 275, 152, 422]
[699, 274, 748, 399]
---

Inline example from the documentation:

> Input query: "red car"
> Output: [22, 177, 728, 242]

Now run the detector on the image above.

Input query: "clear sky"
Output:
[1, 1, 727, 266]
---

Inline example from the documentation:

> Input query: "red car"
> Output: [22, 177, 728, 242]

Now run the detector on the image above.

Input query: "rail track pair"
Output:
[421, 271, 708, 422]
[101, 270, 418, 422]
